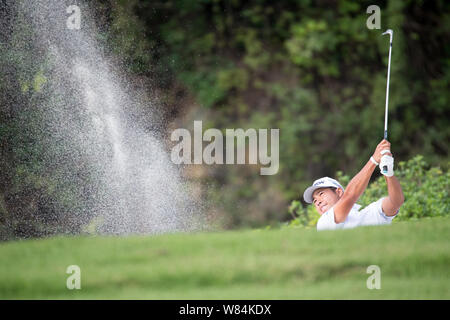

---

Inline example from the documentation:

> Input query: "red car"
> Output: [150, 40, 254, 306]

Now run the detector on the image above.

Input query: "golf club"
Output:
[382, 29, 393, 140]
[381, 29, 393, 174]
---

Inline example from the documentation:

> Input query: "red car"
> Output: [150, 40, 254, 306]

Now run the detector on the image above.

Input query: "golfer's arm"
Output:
[382, 176, 404, 216]
[333, 160, 377, 223]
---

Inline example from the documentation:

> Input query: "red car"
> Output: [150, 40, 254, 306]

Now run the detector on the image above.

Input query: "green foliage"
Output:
[1, 0, 449, 238]
[287, 156, 450, 228]
[178, 66, 229, 108]
[122, 0, 449, 229]
[108, 0, 152, 73]
[180, 65, 249, 108]
[288, 200, 318, 229]
[0, 1, 109, 240]
[384, 156, 449, 220]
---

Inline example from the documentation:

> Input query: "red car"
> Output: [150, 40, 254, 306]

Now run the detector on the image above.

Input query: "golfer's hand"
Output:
[372, 139, 392, 163]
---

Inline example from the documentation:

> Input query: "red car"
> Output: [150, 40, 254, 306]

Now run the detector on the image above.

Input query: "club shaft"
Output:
[384, 41, 392, 140]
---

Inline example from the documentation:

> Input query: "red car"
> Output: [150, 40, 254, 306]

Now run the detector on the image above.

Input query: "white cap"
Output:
[303, 177, 344, 204]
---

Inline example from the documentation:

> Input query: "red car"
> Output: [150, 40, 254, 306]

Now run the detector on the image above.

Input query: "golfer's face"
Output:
[312, 187, 340, 215]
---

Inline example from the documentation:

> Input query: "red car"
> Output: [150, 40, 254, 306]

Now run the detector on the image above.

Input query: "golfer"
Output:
[303, 139, 404, 231]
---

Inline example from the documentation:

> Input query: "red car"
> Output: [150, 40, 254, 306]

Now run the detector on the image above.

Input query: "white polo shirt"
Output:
[316, 198, 397, 231]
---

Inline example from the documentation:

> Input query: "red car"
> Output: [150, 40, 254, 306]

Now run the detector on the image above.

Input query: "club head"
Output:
[382, 29, 394, 43]
[382, 29, 393, 36]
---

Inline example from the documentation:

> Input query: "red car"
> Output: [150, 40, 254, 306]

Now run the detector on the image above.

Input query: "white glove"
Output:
[379, 150, 394, 177]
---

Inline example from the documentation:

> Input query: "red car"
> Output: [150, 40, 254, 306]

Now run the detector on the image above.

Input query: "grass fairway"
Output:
[0, 217, 449, 299]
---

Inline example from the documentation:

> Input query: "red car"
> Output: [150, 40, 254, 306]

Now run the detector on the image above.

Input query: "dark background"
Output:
[0, 0, 448, 239]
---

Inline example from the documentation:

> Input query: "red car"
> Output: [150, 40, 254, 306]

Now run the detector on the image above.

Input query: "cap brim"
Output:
[303, 185, 320, 204]
[303, 184, 345, 203]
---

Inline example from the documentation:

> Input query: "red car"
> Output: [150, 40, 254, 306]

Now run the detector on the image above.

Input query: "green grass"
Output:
[0, 217, 449, 299]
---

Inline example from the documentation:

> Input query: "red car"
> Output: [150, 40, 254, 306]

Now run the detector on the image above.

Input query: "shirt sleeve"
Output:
[362, 198, 398, 225]
[377, 197, 399, 220]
